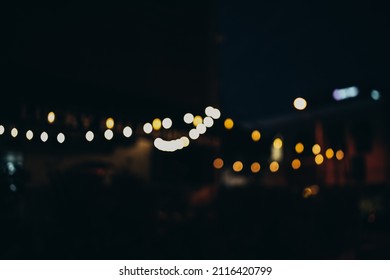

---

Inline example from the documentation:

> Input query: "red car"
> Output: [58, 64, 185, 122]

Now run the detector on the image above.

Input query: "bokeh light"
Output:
[57, 133, 65, 143]
[312, 144, 321, 155]
[273, 138, 283, 149]
[213, 158, 224, 169]
[325, 148, 334, 159]
[123, 126, 132, 137]
[291, 159, 301, 170]
[162, 118, 172, 129]
[336, 150, 344, 160]
[47, 112, 55, 124]
[106, 117, 114, 129]
[11, 128, 18, 138]
[224, 118, 234, 130]
[152, 118, 162, 131]
[183, 113, 194, 124]
[295, 142, 304, 154]
[293, 97, 307, 110]
[269, 161, 279, 172]
[181, 136, 190, 147]
[85, 131, 94, 142]
[193, 115, 203, 127]
[251, 130, 261, 142]
[104, 129, 114, 140]
[143, 123, 153, 134]
[203, 116, 214, 128]
[189, 129, 199, 140]
[232, 161, 243, 172]
[0, 125, 5, 135]
[315, 154, 324, 165]
[40, 132, 48, 142]
[251, 162, 261, 173]
[26, 130, 34, 140]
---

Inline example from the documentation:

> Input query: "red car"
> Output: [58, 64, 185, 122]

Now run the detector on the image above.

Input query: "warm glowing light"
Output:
[310, 185, 320, 195]
[26, 130, 33, 140]
[269, 161, 279, 172]
[47, 112, 55, 124]
[189, 129, 199, 140]
[295, 142, 304, 154]
[213, 158, 224, 169]
[106, 117, 114, 129]
[162, 118, 172, 129]
[325, 148, 334, 159]
[293, 97, 307, 110]
[196, 123, 207, 134]
[193, 115, 203, 127]
[273, 138, 283, 149]
[143, 123, 153, 134]
[104, 129, 113, 140]
[336, 150, 344, 160]
[312, 144, 321, 155]
[183, 113, 194, 124]
[152, 118, 162, 131]
[315, 154, 324, 165]
[251, 130, 261, 142]
[291, 159, 301, 170]
[203, 116, 214, 128]
[11, 128, 18, 138]
[40, 132, 48, 142]
[224, 118, 234, 130]
[251, 162, 261, 173]
[303, 187, 312, 198]
[57, 133, 65, 143]
[123, 126, 132, 137]
[0, 125, 4, 135]
[85, 131, 94, 142]
[181, 136, 190, 147]
[232, 161, 243, 172]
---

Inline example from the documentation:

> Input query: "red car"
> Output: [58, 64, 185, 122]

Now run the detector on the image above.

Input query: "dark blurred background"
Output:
[0, 1, 389, 259]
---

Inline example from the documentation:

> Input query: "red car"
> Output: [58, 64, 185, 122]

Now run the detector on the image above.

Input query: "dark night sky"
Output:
[218, 0, 390, 122]
[1, 1, 389, 122]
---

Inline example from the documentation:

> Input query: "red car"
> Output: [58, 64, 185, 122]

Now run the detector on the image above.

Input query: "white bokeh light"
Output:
[203, 116, 214, 128]
[0, 125, 4, 135]
[40, 132, 48, 142]
[183, 113, 194, 124]
[104, 129, 114, 140]
[189, 128, 200, 140]
[26, 130, 34, 140]
[162, 118, 172, 129]
[143, 123, 153, 134]
[196, 123, 207, 134]
[11, 128, 18, 138]
[57, 133, 65, 143]
[85, 131, 94, 142]
[123, 126, 133, 137]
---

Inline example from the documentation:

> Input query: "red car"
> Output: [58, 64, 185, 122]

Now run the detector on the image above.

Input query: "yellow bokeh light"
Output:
[251, 162, 261, 173]
[106, 117, 114, 129]
[224, 118, 234, 130]
[295, 142, 304, 154]
[251, 130, 261, 142]
[293, 97, 307, 110]
[312, 144, 321, 155]
[193, 115, 203, 127]
[213, 158, 224, 169]
[291, 159, 301, 170]
[269, 161, 279, 172]
[48, 112, 55, 124]
[273, 138, 283, 149]
[152, 118, 162, 131]
[232, 161, 243, 172]
[336, 150, 344, 160]
[325, 148, 334, 159]
[315, 154, 324, 165]
[303, 187, 312, 198]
